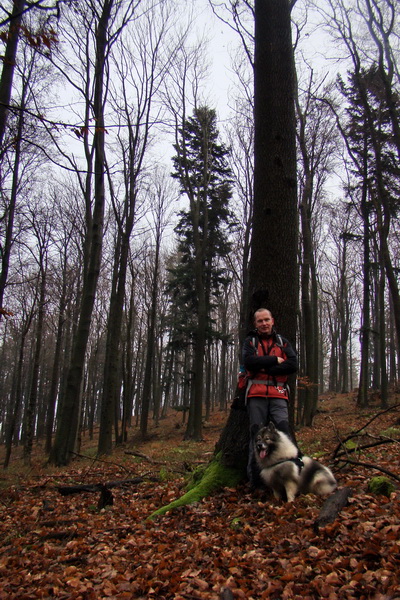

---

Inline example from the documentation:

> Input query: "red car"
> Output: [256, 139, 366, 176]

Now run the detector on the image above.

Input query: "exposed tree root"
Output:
[148, 453, 245, 519]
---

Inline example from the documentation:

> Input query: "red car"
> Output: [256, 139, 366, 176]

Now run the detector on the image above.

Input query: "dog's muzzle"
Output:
[256, 442, 268, 460]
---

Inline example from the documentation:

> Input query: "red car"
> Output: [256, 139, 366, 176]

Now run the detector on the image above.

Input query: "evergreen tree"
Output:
[339, 65, 400, 406]
[169, 106, 235, 440]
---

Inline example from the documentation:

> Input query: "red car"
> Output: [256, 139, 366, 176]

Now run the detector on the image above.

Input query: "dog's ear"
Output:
[267, 422, 277, 433]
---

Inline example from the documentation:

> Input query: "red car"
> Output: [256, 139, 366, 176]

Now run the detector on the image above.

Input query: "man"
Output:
[242, 308, 298, 485]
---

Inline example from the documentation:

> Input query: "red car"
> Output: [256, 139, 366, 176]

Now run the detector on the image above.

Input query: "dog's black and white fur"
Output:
[254, 422, 337, 502]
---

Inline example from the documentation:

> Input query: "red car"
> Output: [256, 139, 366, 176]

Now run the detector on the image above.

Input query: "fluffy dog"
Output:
[254, 422, 337, 502]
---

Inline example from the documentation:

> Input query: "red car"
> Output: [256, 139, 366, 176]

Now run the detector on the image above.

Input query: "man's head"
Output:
[254, 308, 274, 336]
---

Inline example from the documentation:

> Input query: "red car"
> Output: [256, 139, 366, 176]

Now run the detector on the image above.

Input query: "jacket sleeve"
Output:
[242, 336, 279, 371]
[266, 337, 298, 376]
[242, 335, 298, 375]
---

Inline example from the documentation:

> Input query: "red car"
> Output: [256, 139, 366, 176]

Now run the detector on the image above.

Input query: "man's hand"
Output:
[277, 357, 284, 364]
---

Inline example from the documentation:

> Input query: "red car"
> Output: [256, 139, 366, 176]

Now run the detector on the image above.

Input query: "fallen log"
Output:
[57, 477, 153, 510]
[314, 487, 353, 533]
[57, 477, 145, 496]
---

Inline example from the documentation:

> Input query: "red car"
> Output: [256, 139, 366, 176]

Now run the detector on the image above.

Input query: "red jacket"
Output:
[242, 332, 297, 401]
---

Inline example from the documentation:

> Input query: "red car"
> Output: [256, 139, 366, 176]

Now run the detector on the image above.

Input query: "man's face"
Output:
[255, 310, 274, 335]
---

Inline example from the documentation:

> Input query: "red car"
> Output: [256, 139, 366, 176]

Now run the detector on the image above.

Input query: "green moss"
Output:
[344, 439, 358, 450]
[159, 467, 174, 482]
[380, 427, 400, 439]
[230, 517, 243, 530]
[368, 476, 395, 497]
[148, 454, 242, 519]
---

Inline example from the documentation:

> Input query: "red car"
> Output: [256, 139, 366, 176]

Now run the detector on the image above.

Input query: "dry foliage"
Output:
[0, 394, 399, 599]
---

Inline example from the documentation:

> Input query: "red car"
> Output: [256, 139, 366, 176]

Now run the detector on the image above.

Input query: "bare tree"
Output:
[97, 0, 179, 453]
[50, 0, 138, 466]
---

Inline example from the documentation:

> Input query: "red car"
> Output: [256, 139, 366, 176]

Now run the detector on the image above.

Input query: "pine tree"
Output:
[339, 65, 400, 406]
[169, 106, 235, 440]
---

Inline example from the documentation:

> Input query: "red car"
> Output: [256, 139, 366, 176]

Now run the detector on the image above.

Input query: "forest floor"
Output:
[0, 393, 399, 600]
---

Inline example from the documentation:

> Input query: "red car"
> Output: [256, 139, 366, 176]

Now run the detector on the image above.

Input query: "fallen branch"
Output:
[68, 451, 132, 473]
[124, 450, 157, 463]
[334, 458, 400, 483]
[332, 403, 400, 458]
[334, 437, 398, 458]
[314, 487, 353, 533]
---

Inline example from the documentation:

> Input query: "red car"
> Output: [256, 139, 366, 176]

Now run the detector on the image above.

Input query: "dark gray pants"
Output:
[247, 396, 290, 482]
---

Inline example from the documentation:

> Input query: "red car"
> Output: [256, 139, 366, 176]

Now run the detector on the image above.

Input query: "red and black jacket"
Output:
[242, 330, 298, 401]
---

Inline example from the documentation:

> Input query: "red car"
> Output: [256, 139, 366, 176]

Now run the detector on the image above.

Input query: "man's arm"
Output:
[242, 336, 280, 372]
[266, 338, 298, 375]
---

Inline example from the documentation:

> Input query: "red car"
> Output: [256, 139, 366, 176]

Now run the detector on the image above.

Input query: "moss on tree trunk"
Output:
[148, 403, 249, 519]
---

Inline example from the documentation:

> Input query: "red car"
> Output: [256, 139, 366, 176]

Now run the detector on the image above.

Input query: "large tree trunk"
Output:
[150, 0, 298, 517]
[249, 0, 298, 342]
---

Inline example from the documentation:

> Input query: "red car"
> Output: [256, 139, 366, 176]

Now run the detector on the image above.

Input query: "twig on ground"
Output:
[332, 403, 400, 458]
[334, 458, 400, 483]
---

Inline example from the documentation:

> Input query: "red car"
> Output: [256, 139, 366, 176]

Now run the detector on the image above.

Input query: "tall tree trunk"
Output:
[249, 0, 298, 340]
[98, 230, 129, 454]
[378, 264, 388, 408]
[49, 0, 113, 466]
[140, 237, 161, 439]
[45, 263, 67, 454]
[0, 97, 24, 315]
[23, 268, 46, 465]
[150, 0, 298, 519]
[357, 147, 371, 407]
[3, 311, 34, 468]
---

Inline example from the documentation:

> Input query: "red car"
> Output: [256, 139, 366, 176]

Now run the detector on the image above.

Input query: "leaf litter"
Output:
[0, 393, 399, 599]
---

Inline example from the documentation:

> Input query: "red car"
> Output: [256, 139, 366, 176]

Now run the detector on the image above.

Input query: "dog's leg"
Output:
[284, 481, 298, 502]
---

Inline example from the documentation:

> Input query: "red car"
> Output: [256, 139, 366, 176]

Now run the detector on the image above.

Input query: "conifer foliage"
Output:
[169, 106, 235, 440]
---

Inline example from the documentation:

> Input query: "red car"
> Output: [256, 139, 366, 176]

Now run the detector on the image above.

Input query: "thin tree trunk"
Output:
[357, 153, 371, 407]
[45, 267, 67, 454]
[3, 312, 33, 468]
[23, 268, 46, 465]
[140, 233, 161, 438]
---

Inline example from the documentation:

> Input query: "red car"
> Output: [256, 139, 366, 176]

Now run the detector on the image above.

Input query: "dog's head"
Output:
[255, 423, 278, 460]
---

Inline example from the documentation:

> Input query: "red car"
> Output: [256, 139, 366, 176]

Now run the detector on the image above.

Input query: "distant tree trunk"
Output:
[296, 87, 320, 425]
[337, 233, 351, 394]
[45, 262, 67, 454]
[357, 147, 371, 407]
[378, 265, 388, 408]
[140, 237, 161, 439]
[121, 274, 136, 442]
[98, 228, 129, 454]
[23, 267, 46, 465]
[3, 311, 34, 468]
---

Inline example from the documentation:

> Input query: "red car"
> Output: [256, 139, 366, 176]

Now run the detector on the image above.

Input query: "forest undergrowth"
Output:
[0, 393, 399, 600]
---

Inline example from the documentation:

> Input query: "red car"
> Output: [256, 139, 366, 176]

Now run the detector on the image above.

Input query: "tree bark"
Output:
[249, 0, 298, 344]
